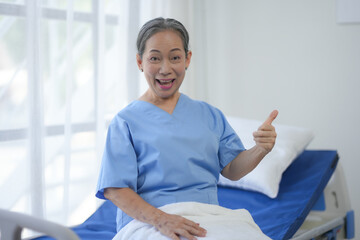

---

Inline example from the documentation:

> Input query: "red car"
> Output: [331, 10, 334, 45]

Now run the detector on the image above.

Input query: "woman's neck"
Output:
[139, 90, 181, 114]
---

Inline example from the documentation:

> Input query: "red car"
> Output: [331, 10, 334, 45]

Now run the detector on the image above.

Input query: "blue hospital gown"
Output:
[96, 94, 245, 232]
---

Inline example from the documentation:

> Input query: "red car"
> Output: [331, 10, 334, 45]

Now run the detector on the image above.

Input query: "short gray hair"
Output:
[136, 17, 190, 59]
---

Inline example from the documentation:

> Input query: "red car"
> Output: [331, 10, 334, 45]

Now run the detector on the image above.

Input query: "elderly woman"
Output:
[96, 17, 278, 240]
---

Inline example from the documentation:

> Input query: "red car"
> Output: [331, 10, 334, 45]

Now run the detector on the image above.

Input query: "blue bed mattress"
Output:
[35, 150, 338, 240]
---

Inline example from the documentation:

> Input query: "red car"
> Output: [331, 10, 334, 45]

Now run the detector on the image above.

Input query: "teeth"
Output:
[159, 80, 172, 83]
[158, 79, 174, 85]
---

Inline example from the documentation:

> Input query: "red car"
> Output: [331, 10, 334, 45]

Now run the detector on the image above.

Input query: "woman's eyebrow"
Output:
[149, 49, 161, 53]
[170, 48, 182, 52]
[148, 48, 182, 53]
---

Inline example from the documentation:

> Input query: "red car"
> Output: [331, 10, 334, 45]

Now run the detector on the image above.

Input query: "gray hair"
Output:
[136, 17, 190, 59]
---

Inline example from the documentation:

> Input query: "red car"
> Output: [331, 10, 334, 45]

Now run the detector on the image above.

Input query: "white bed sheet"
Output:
[113, 202, 270, 240]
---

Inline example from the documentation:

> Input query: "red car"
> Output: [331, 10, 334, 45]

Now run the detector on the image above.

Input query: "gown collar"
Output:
[135, 93, 185, 117]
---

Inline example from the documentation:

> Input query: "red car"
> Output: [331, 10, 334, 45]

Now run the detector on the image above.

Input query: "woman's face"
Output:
[137, 30, 192, 100]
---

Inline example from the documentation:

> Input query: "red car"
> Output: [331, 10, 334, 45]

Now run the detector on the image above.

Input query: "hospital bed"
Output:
[0, 150, 355, 240]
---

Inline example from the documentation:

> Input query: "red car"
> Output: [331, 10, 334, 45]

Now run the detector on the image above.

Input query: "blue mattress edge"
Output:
[283, 151, 338, 239]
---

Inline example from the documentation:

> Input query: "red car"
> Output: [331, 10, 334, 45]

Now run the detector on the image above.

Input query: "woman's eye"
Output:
[149, 56, 160, 62]
[171, 56, 181, 61]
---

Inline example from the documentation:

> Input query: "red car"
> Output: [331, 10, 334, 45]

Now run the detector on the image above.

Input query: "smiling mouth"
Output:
[157, 79, 175, 85]
[156, 79, 175, 89]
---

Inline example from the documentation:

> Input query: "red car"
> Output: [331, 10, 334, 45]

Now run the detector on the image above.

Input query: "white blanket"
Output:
[113, 202, 271, 240]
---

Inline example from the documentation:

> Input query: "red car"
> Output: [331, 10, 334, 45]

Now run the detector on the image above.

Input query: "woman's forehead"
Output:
[144, 30, 184, 53]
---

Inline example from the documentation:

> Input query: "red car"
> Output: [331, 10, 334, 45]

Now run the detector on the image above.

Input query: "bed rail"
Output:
[0, 208, 79, 240]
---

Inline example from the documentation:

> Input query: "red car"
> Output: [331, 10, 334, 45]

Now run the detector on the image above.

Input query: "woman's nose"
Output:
[159, 60, 171, 75]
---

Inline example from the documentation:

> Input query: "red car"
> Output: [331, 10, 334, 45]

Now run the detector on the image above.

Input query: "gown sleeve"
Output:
[216, 110, 246, 170]
[95, 115, 138, 200]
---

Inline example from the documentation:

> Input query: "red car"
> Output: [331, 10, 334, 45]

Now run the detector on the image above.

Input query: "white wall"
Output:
[200, 0, 360, 236]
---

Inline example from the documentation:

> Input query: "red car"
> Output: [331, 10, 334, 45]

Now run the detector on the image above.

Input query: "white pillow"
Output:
[218, 117, 314, 198]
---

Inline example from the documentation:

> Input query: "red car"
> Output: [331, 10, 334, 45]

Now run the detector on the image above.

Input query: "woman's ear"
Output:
[185, 51, 192, 70]
[136, 53, 143, 72]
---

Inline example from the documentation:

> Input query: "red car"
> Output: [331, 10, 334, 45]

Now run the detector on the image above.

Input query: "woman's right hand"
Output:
[153, 212, 207, 240]
[105, 188, 206, 239]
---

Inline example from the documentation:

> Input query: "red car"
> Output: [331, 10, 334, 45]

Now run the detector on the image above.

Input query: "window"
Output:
[0, 0, 139, 233]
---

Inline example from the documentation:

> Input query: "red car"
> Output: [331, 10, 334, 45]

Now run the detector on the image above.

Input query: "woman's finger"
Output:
[174, 228, 198, 240]
[253, 131, 277, 138]
[156, 214, 206, 240]
[183, 222, 207, 237]
[254, 137, 276, 143]
[259, 110, 278, 128]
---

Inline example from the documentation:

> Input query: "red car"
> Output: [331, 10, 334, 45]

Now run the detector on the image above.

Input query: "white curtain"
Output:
[0, 0, 207, 234]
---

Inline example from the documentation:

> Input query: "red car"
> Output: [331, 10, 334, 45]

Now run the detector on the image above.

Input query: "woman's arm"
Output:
[221, 110, 278, 180]
[104, 187, 207, 240]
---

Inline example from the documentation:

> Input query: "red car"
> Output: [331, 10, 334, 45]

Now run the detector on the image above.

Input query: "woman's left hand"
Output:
[253, 110, 278, 154]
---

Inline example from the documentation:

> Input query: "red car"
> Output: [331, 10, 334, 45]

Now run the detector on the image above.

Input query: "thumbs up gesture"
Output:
[253, 110, 278, 154]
